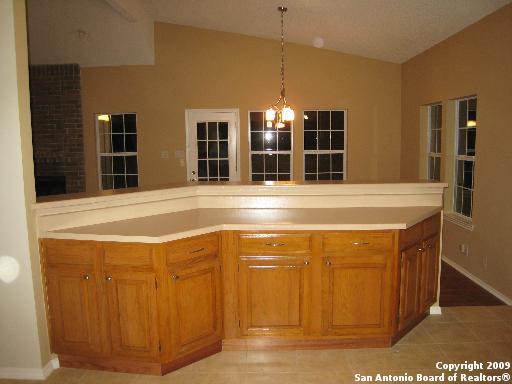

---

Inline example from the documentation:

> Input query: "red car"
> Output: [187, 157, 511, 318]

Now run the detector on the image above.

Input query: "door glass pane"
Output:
[195, 120, 232, 181]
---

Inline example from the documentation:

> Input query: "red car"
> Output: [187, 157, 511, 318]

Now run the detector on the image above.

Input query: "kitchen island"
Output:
[35, 181, 446, 375]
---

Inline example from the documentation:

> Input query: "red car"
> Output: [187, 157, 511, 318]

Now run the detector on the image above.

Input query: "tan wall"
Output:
[401, 4, 512, 299]
[81, 22, 402, 191]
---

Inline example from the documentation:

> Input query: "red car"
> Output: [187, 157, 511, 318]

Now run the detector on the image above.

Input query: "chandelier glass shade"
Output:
[266, 6, 294, 129]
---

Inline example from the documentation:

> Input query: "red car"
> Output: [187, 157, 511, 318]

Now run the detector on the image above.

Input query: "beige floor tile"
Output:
[422, 321, 479, 343]
[449, 306, 503, 323]
[78, 369, 138, 384]
[485, 342, 512, 361]
[422, 309, 460, 324]
[242, 373, 299, 384]
[396, 323, 436, 345]
[246, 350, 297, 373]
[182, 351, 247, 373]
[438, 342, 496, 362]
[486, 306, 512, 321]
[344, 348, 396, 371]
[465, 321, 512, 342]
[300, 371, 356, 384]
[389, 344, 444, 371]
[295, 349, 351, 373]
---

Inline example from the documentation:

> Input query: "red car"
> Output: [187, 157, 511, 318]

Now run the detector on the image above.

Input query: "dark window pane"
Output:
[458, 100, 467, 128]
[113, 175, 126, 189]
[112, 134, 125, 152]
[430, 130, 437, 153]
[126, 175, 138, 188]
[265, 154, 277, 173]
[304, 131, 317, 150]
[468, 98, 477, 125]
[263, 132, 277, 151]
[332, 153, 343, 173]
[208, 141, 219, 158]
[252, 173, 264, 181]
[250, 112, 263, 131]
[102, 175, 113, 189]
[251, 154, 264, 173]
[318, 172, 331, 180]
[251, 132, 263, 151]
[462, 189, 472, 217]
[125, 156, 138, 174]
[124, 114, 136, 133]
[455, 187, 463, 213]
[331, 172, 343, 180]
[436, 129, 441, 153]
[125, 134, 137, 152]
[331, 111, 344, 130]
[266, 173, 277, 181]
[197, 141, 207, 159]
[305, 173, 317, 181]
[111, 114, 123, 133]
[305, 154, 317, 174]
[101, 156, 112, 174]
[218, 122, 228, 139]
[318, 111, 330, 131]
[304, 111, 317, 130]
[198, 178, 208, 181]
[318, 154, 331, 173]
[208, 122, 217, 140]
[458, 128, 467, 156]
[282, 121, 292, 131]
[198, 160, 207, 177]
[318, 131, 330, 150]
[463, 161, 474, 189]
[278, 154, 290, 173]
[220, 178, 229, 181]
[113, 156, 125, 174]
[434, 157, 441, 181]
[457, 160, 464, 186]
[331, 131, 344, 150]
[278, 132, 291, 151]
[278, 174, 290, 181]
[208, 160, 218, 177]
[219, 160, 229, 178]
[219, 141, 228, 158]
[467, 128, 476, 156]
[197, 122, 207, 140]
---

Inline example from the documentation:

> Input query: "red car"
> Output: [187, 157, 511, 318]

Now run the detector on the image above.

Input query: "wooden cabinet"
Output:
[398, 244, 422, 331]
[419, 235, 440, 312]
[104, 270, 160, 360]
[45, 265, 103, 356]
[322, 232, 394, 336]
[166, 251, 222, 358]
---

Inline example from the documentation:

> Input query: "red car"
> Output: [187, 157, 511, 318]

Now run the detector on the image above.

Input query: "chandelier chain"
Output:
[280, 7, 285, 99]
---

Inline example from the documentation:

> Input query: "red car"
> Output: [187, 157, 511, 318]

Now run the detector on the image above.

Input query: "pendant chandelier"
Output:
[265, 6, 295, 129]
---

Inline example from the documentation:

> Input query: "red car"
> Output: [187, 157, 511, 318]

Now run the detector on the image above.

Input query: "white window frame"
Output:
[302, 109, 347, 181]
[248, 110, 294, 181]
[453, 96, 477, 220]
[95, 112, 139, 190]
[427, 103, 442, 181]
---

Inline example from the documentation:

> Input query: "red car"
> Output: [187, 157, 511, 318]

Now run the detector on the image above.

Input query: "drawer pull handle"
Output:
[417, 247, 424, 252]
[171, 274, 180, 280]
[353, 242, 370, 246]
[325, 259, 332, 266]
[304, 260, 310, 266]
[105, 276, 113, 282]
[189, 247, 205, 254]
[265, 242, 286, 247]
[83, 274, 90, 280]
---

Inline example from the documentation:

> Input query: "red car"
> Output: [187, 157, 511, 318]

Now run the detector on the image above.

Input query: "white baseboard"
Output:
[0, 357, 59, 380]
[429, 305, 442, 315]
[442, 256, 512, 305]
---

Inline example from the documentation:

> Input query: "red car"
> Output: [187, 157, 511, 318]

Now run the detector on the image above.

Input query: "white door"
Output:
[186, 109, 240, 182]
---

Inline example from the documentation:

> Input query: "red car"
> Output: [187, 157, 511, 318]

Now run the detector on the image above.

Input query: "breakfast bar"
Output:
[35, 181, 446, 375]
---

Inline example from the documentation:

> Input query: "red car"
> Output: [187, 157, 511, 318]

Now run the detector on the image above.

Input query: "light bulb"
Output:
[276, 121, 285, 129]
[282, 107, 295, 121]
[266, 121, 273, 128]
[265, 108, 276, 121]
[97, 114, 110, 122]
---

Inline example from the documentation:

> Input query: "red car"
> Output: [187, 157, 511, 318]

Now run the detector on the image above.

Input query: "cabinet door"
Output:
[419, 235, 440, 312]
[167, 257, 222, 358]
[46, 266, 103, 356]
[322, 253, 392, 336]
[238, 256, 311, 336]
[104, 270, 160, 360]
[398, 244, 422, 331]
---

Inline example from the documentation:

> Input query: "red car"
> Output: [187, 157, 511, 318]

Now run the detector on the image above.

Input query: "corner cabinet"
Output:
[40, 213, 441, 375]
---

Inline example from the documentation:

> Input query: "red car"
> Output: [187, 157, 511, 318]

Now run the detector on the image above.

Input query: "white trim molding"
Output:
[442, 256, 512, 305]
[0, 357, 59, 380]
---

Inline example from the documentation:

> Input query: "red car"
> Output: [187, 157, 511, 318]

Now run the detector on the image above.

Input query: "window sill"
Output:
[444, 213, 474, 231]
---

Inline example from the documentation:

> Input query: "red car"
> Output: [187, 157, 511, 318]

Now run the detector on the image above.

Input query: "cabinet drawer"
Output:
[103, 243, 154, 267]
[44, 240, 96, 266]
[238, 233, 311, 255]
[323, 232, 393, 254]
[400, 222, 423, 250]
[165, 233, 218, 265]
[423, 213, 441, 238]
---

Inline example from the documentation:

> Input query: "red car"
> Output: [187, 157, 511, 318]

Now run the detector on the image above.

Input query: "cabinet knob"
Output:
[171, 274, 180, 280]
[105, 276, 113, 282]
[325, 259, 332, 266]
[265, 242, 286, 247]
[427, 244, 433, 249]
[83, 274, 90, 280]
[304, 260, 310, 266]
[417, 247, 424, 252]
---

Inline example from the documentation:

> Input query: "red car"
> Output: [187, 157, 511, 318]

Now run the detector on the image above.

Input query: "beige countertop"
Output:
[44, 206, 441, 243]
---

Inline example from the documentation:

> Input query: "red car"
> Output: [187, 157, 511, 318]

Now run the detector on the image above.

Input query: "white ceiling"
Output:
[145, 0, 511, 63]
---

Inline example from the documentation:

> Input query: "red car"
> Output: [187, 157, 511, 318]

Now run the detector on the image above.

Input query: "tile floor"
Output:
[1, 306, 511, 384]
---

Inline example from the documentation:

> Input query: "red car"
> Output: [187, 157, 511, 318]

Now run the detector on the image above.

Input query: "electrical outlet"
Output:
[459, 244, 469, 256]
